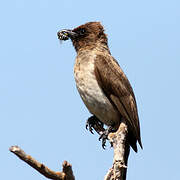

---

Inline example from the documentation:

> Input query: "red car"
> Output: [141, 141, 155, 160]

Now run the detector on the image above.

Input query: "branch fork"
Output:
[9, 146, 74, 180]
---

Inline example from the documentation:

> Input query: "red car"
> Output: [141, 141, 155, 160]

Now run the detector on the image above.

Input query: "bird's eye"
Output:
[78, 28, 86, 35]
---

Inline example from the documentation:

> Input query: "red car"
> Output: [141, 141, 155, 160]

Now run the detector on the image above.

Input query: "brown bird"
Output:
[57, 22, 142, 152]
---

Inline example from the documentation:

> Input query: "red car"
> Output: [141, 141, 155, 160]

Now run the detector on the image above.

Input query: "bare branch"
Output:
[10, 120, 130, 180]
[9, 146, 75, 180]
[104, 121, 129, 180]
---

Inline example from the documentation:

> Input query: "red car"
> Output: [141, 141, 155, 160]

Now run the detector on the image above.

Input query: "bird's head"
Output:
[57, 22, 108, 52]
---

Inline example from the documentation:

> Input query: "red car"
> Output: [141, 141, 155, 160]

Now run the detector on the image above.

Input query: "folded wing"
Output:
[94, 54, 142, 152]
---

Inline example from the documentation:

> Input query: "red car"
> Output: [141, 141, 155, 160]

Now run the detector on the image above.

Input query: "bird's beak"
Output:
[57, 29, 78, 41]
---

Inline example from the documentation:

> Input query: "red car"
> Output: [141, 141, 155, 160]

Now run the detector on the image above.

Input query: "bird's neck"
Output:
[75, 40, 111, 55]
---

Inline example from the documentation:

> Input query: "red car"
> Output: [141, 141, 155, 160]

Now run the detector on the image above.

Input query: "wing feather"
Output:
[94, 54, 142, 149]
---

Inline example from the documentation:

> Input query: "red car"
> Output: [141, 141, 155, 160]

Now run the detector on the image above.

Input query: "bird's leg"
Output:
[86, 115, 104, 134]
[99, 126, 114, 149]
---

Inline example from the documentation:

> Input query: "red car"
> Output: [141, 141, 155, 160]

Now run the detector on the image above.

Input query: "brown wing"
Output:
[94, 54, 142, 151]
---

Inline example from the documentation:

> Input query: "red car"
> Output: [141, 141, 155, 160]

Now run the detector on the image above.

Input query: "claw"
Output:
[86, 116, 95, 134]
[85, 123, 88, 130]
[98, 126, 114, 149]
[99, 133, 107, 149]
[99, 131, 108, 149]
[86, 115, 105, 135]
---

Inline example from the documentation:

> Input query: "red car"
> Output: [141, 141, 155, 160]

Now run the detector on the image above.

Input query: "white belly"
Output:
[74, 56, 119, 126]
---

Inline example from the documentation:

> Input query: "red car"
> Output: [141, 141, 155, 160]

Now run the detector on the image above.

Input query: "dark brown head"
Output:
[57, 22, 108, 52]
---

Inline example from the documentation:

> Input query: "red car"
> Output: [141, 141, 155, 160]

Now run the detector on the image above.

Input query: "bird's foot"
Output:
[86, 115, 104, 134]
[99, 126, 114, 149]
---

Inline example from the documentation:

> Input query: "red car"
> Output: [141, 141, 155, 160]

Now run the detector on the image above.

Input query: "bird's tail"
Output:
[122, 143, 130, 180]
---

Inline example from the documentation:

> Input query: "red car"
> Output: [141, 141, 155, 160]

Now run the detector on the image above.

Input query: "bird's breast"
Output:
[74, 54, 119, 126]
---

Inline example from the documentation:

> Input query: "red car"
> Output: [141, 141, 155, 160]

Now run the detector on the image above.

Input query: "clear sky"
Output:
[1, 0, 180, 179]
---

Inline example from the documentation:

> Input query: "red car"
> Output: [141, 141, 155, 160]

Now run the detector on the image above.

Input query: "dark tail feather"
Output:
[138, 137, 143, 150]
[128, 131, 138, 152]
[122, 143, 130, 180]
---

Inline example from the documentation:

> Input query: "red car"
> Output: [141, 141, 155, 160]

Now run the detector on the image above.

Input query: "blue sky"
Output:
[1, 0, 180, 179]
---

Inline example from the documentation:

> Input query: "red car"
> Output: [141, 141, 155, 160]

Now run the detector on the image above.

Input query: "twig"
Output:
[104, 121, 129, 180]
[9, 146, 75, 180]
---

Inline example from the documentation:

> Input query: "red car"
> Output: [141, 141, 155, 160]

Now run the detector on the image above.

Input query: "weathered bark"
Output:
[9, 146, 75, 180]
[104, 121, 129, 180]
[10, 121, 129, 180]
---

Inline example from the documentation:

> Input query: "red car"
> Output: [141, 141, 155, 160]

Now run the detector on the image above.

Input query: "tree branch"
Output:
[9, 146, 75, 180]
[104, 121, 129, 180]
[10, 120, 129, 180]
